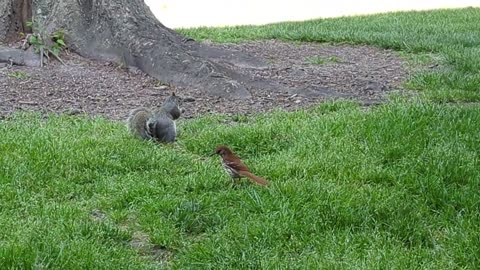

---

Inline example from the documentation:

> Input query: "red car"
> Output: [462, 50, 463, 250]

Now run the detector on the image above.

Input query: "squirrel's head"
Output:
[163, 92, 184, 119]
[165, 92, 181, 104]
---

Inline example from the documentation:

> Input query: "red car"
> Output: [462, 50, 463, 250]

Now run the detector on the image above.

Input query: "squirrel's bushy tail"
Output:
[127, 107, 152, 140]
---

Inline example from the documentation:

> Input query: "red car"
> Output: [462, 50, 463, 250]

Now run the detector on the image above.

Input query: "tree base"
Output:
[28, 0, 291, 99]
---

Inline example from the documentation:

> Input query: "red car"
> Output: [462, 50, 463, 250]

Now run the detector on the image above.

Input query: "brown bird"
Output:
[212, 145, 269, 186]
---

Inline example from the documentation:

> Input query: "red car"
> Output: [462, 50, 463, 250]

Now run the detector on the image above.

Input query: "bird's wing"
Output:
[224, 157, 250, 172]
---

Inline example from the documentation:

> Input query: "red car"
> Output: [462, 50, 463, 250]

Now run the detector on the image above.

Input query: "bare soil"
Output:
[0, 40, 408, 120]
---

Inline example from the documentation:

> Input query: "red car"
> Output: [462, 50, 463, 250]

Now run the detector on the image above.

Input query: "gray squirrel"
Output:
[127, 93, 183, 143]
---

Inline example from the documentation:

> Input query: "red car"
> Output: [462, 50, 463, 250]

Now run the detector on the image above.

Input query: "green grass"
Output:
[2, 7, 480, 269]
[8, 71, 29, 80]
[1, 99, 480, 268]
[179, 7, 480, 102]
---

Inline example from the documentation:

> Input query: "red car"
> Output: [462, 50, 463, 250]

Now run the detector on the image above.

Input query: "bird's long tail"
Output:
[239, 171, 269, 186]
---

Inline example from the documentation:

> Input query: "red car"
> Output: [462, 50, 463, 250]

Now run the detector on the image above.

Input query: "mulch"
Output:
[0, 40, 408, 120]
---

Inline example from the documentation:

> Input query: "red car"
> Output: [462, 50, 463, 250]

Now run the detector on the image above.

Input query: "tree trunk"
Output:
[0, 0, 32, 43]
[25, 0, 277, 99]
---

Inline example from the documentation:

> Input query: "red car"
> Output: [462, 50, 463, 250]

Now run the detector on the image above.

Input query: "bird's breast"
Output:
[222, 162, 240, 178]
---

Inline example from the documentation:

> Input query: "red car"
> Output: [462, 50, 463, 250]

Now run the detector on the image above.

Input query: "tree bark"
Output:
[0, 0, 32, 43]
[27, 0, 276, 99]
[0, 0, 286, 99]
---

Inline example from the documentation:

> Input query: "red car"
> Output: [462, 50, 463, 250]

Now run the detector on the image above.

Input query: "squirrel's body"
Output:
[127, 93, 182, 143]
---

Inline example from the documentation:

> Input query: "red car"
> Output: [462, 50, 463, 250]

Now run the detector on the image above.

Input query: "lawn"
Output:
[1, 8, 480, 269]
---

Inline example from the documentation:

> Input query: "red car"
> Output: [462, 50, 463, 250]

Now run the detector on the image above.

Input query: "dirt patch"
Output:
[0, 40, 408, 120]
[130, 230, 174, 266]
[89, 209, 173, 266]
